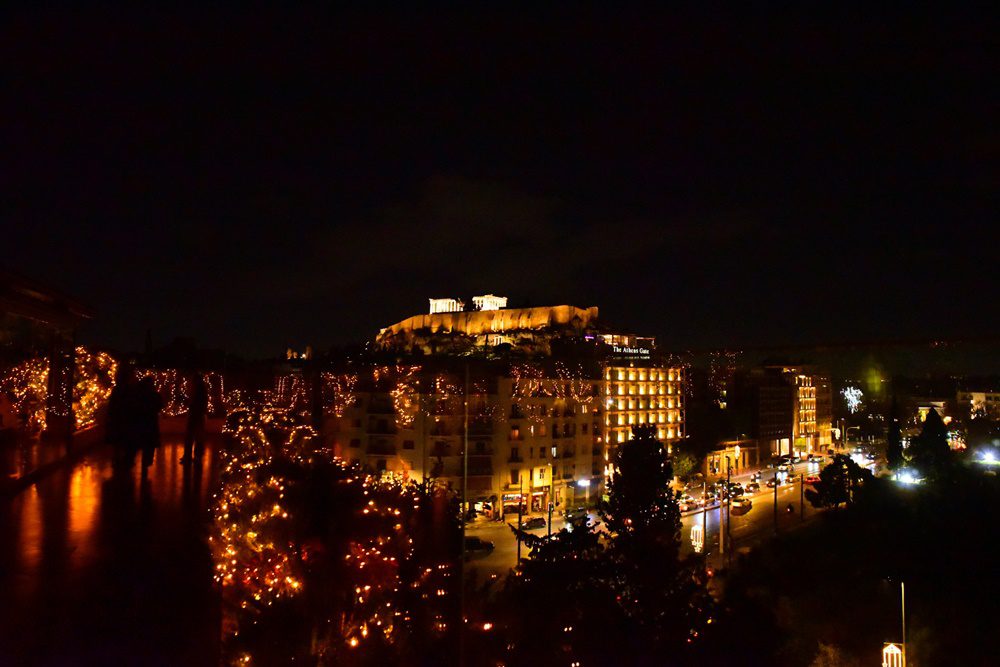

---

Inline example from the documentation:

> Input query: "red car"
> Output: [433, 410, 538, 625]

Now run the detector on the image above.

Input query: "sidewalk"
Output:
[0, 430, 223, 665]
[1, 426, 106, 498]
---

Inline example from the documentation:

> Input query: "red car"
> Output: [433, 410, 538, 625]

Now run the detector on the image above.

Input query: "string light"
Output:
[0, 346, 117, 431]
[212, 404, 459, 664]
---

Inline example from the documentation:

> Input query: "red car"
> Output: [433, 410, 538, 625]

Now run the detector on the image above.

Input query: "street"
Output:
[465, 460, 826, 582]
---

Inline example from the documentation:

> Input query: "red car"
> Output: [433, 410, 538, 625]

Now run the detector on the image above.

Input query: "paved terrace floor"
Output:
[0, 431, 222, 666]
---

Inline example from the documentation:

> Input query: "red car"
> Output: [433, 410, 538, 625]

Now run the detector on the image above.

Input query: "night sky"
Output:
[5, 7, 996, 356]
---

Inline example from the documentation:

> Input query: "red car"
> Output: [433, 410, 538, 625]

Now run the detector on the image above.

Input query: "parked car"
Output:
[746, 481, 761, 494]
[464, 537, 495, 554]
[523, 516, 546, 530]
[565, 507, 588, 522]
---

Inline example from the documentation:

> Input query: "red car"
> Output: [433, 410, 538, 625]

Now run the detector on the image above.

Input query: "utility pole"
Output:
[702, 479, 708, 564]
[901, 580, 907, 667]
[459, 364, 469, 667]
[463, 364, 469, 522]
[800, 467, 805, 521]
[718, 481, 725, 558]
[547, 457, 554, 538]
[726, 456, 732, 569]
[517, 477, 524, 563]
[773, 469, 779, 534]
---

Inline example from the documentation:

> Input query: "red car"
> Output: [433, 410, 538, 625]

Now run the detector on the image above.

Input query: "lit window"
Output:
[617, 370, 624, 381]
[618, 432, 625, 443]
[617, 399, 624, 410]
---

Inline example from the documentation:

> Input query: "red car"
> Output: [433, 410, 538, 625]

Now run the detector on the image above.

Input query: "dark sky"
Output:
[4, 7, 997, 356]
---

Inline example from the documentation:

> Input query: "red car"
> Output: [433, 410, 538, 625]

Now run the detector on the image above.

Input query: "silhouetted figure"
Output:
[106, 366, 137, 467]
[135, 376, 162, 475]
[181, 373, 208, 465]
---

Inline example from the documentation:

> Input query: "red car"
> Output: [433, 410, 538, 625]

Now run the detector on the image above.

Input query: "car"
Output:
[679, 494, 698, 511]
[730, 497, 753, 515]
[778, 463, 790, 472]
[804, 475, 820, 485]
[766, 478, 779, 488]
[791, 455, 802, 464]
[523, 516, 546, 530]
[565, 507, 588, 522]
[746, 482, 761, 494]
[749, 472, 762, 483]
[807, 454, 823, 464]
[464, 537, 494, 554]
[728, 482, 745, 497]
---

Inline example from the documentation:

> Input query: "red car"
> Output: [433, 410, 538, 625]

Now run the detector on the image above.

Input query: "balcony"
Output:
[468, 420, 494, 436]
[432, 444, 452, 458]
[368, 399, 394, 415]
[468, 463, 494, 477]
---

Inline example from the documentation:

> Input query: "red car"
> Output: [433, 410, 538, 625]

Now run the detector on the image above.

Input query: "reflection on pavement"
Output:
[0, 433, 222, 665]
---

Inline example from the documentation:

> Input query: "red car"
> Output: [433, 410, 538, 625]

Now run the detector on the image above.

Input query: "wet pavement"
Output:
[0, 431, 222, 666]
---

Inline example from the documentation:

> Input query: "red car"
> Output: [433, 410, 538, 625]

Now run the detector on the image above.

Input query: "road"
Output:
[465, 460, 826, 582]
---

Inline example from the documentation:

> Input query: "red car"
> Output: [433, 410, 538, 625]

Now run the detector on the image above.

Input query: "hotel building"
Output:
[322, 296, 683, 516]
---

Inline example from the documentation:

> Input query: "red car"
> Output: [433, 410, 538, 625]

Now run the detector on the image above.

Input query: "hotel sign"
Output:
[612, 345, 651, 357]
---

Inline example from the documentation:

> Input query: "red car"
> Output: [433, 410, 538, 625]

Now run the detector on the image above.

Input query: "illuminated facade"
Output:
[752, 365, 832, 456]
[325, 361, 684, 516]
[602, 363, 684, 450]
[324, 300, 685, 514]
[377, 303, 600, 354]
[957, 390, 1000, 420]
[324, 368, 602, 516]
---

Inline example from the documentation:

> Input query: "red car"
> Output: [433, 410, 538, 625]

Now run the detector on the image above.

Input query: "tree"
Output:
[603, 425, 680, 541]
[806, 454, 873, 509]
[490, 425, 717, 666]
[602, 425, 715, 660]
[212, 413, 461, 666]
[672, 451, 698, 481]
[492, 518, 622, 665]
[886, 396, 905, 471]
[908, 409, 953, 480]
